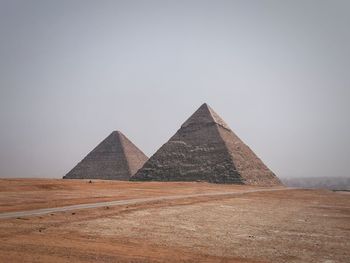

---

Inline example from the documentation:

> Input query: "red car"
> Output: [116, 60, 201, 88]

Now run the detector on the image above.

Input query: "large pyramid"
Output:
[131, 103, 282, 186]
[64, 131, 148, 180]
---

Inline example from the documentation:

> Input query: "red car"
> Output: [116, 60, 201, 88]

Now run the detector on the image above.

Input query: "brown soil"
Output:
[0, 178, 260, 212]
[0, 179, 349, 262]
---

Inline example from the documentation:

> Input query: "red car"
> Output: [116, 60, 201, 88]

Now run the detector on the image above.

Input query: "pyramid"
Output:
[131, 103, 282, 186]
[64, 131, 148, 180]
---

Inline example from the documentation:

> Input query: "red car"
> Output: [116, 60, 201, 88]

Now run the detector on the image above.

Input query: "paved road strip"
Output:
[0, 187, 290, 220]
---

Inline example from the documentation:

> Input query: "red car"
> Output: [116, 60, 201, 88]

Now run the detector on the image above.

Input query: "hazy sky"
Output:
[0, 0, 349, 179]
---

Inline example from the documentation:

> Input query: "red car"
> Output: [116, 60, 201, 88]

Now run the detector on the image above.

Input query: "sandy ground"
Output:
[0, 179, 260, 212]
[0, 179, 349, 263]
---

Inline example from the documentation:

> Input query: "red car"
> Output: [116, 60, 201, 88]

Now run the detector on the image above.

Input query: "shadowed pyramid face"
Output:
[64, 131, 148, 180]
[132, 103, 282, 186]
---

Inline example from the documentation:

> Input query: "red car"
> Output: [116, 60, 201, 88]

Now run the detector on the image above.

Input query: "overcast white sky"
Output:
[0, 0, 349, 179]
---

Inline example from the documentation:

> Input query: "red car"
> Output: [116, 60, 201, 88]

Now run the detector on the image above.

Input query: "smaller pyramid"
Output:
[63, 131, 148, 180]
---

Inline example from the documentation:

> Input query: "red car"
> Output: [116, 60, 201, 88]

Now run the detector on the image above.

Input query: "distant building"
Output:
[64, 131, 148, 180]
[131, 103, 282, 186]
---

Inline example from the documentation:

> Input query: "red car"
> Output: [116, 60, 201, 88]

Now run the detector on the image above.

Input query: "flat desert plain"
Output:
[0, 179, 349, 263]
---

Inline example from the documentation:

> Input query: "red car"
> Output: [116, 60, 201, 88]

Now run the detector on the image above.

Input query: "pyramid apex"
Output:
[199, 102, 212, 110]
[110, 130, 125, 137]
[181, 103, 230, 130]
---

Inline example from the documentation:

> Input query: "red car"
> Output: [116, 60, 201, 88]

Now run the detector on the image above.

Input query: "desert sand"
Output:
[0, 179, 349, 262]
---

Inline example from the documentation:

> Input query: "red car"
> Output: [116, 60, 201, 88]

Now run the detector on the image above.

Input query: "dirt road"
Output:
[0, 187, 288, 219]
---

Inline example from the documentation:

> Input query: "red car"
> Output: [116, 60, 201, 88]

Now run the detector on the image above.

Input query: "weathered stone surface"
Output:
[63, 131, 148, 180]
[131, 103, 282, 186]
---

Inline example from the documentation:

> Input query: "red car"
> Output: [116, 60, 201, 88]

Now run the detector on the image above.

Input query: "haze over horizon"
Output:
[0, 0, 349, 179]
